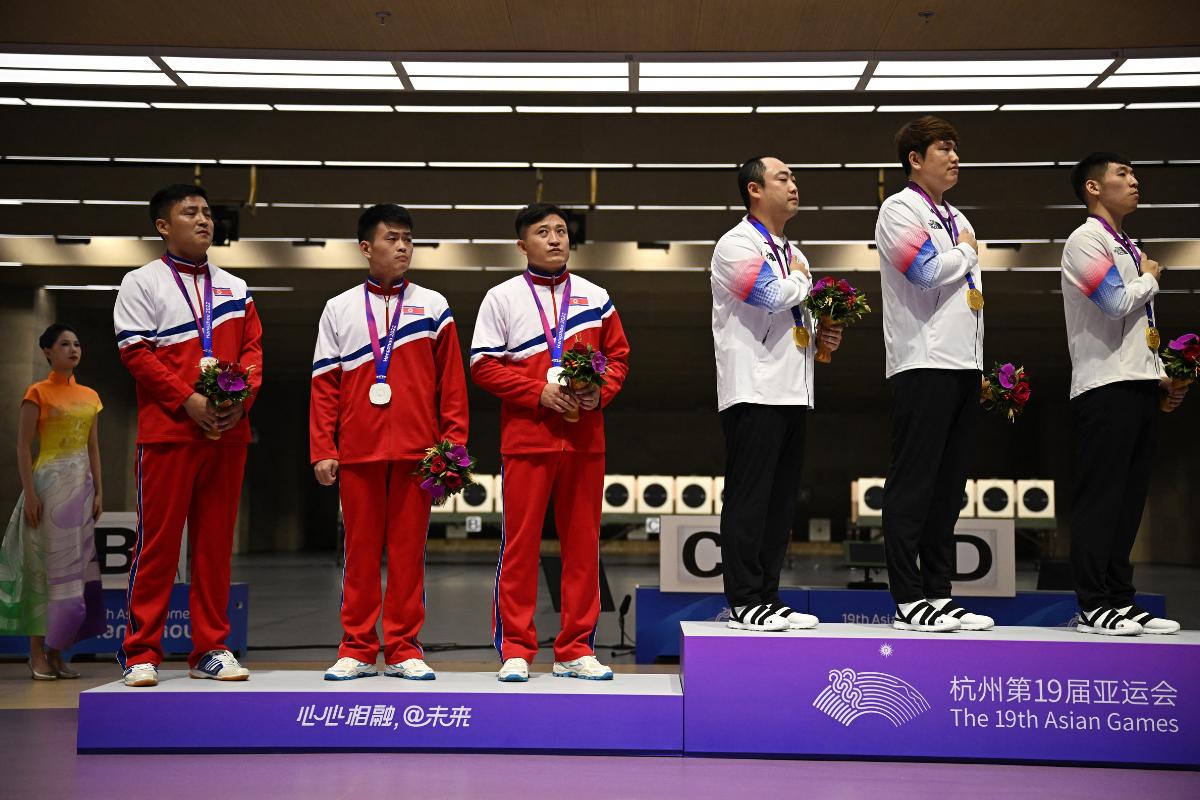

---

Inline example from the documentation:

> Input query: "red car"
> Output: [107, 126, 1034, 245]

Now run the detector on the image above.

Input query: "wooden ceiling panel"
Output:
[3, 1, 1194, 51]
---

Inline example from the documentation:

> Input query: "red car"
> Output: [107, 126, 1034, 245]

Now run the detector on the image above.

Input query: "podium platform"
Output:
[78, 670, 682, 754]
[681, 622, 1200, 767]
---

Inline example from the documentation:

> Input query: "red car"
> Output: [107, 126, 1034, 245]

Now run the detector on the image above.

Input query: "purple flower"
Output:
[1168, 333, 1198, 351]
[817, 276, 836, 290]
[591, 351, 607, 374]
[420, 476, 446, 499]
[447, 444, 472, 468]
[217, 371, 246, 393]
[997, 363, 1016, 390]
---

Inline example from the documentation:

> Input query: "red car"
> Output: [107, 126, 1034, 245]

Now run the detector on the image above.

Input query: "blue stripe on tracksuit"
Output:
[118, 446, 146, 669]
[492, 466, 507, 660]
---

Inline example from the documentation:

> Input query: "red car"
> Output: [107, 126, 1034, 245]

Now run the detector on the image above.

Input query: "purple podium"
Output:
[681, 622, 1200, 767]
[78, 670, 682, 754]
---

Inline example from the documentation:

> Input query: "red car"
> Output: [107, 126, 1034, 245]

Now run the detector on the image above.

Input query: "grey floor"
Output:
[231, 551, 1200, 665]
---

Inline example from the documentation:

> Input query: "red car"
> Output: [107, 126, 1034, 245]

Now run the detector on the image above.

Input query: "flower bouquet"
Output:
[194, 359, 256, 440]
[558, 340, 607, 422]
[1160, 332, 1199, 413]
[418, 440, 476, 507]
[980, 362, 1031, 422]
[802, 276, 872, 363]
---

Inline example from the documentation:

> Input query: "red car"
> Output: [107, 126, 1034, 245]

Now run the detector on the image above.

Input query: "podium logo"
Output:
[813, 668, 930, 727]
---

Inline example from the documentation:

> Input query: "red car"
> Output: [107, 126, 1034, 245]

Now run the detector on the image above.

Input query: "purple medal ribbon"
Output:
[1089, 214, 1155, 330]
[363, 279, 407, 384]
[746, 215, 806, 332]
[523, 269, 572, 370]
[163, 254, 213, 357]
[907, 182, 981, 296]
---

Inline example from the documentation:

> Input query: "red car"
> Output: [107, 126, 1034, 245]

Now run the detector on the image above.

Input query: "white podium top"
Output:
[680, 621, 1200, 645]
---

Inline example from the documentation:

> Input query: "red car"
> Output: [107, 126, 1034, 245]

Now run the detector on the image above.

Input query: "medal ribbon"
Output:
[1089, 214, 1155, 331]
[163, 253, 213, 358]
[363, 279, 407, 384]
[746, 215, 806, 334]
[524, 269, 572, 369]
[907, 182, 981, 298]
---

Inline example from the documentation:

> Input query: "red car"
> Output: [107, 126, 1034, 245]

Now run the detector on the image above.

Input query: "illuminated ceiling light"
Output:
[873, 59, 1112, 76]
[516, 105, 633, 113]
[634, 106, 752, 114]
[25, 97, 150, 108]
[0, 54, 158, 70]
[394, 104, 512, 113]
[273, 104, 394, 112]
[1101, 74, 1200, 89]
[427, 161, 530, 168]
[151, 102, 273, 110]
[403, 61, 627, 77]
[164, 57, 396, 75]
[757, 105, 874, 113]
[1001, 103, 1125, 110]
[178, 73, 404, 90]
[1117, 57, 1200, 74]
[639, 61, 866, 77]
[876, 104, 998, 112]
[868, 76, 1095, 91]
[410, 76, 626, 91]
[639, 77, 857, 91]
[217, 158, 322, 166]
[0, 69, 174, 86]
[323, 160, 426, 167]
[1125, 101, 1200, 109]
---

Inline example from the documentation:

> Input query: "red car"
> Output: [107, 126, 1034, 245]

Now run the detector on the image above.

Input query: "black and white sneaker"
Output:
[727, 604, 789, 632]
[928, 598, 994, 631]
[1077, 606, 1142, 636]
[1117, 605, 1179, 635]
[892, 600, 960, 633]
[771, 604, 819, 630]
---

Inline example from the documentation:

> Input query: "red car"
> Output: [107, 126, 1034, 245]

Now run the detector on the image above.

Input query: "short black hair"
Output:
[39, 323, 78, 352]
[737, 157, 768, 209]
[357, 203, 413, 244]
[149, 184, 208, 231]
[1069, 152, 1132, 204]
[514, 203, 568, 239]
[895, 116, 959, 176]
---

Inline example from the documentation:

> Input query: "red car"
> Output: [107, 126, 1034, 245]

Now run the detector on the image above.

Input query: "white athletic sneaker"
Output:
[727, 604, 789, 632]
[772, 603, 819, 630]
[385, 658, 436, 680]
[123, 663, 159, 687]
[553, 654, 614, 680]
[189, 650, 250, 681]
[1117, 605, 1180, 635]
[928, 598, 994, 631]
[498, 657, 530, 682]
[1077, 607, 1142, 636]
[893, 600, 961, 632]
[324, 657, 378, 681]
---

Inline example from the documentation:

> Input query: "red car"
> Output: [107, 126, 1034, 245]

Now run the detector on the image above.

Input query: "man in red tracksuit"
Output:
[310, 204, 469, 681]
[470, 203, 630, 682]
[113, 184, 263, 687]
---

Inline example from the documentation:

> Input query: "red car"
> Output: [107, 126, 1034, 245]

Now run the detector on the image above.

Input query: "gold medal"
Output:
[793, 326, 810, 348]
[1146, 326, 1161, 350]
[966, 288, 985, 311]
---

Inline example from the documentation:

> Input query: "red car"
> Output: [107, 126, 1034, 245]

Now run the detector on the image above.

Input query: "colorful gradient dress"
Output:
[0, 372, 105, 647]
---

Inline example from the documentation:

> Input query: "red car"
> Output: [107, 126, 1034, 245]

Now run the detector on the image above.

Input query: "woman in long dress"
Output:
[0, 323, 105, 679]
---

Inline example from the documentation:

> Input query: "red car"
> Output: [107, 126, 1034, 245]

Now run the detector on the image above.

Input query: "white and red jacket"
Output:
[114, 255, 263, 444]
[875, 186, 984, 378]
[470, 268, 630, 455]
[309, 276, 469, 464]
[1061, 217, 1164, 399]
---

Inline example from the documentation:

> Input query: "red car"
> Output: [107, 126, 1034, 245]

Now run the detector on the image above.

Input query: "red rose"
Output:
[572, 341, 589, 354]
[444, 472, 463, 490]
[430, 456, 447, 474]
[836, 279, 853, 294]
[218, 360, 231, 370]
[1013, 382, 1031, 404]
[1185, 342, 1200, 361]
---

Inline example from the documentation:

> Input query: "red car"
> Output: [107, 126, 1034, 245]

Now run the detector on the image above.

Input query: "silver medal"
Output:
[199, 356, 219, 371]
[369, 382, 392, 406]
[546, 366, 564, 384]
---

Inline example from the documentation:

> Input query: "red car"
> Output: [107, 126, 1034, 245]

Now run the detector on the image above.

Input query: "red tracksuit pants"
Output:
[493, 451, 604, 663]
[120, 442, 247, 668]
[338, 460, 431, 664]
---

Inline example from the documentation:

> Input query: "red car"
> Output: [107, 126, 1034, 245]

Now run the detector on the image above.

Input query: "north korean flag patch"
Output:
[568, 296, 589, 306]
[402, 305, 425, 315]
[213, 287, 234, 297]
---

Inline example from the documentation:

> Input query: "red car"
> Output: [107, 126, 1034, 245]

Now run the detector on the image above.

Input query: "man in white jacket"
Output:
[875, 117, 994, 634]
[709, 156, 842, 632]
[1061, 152, 1187, 636]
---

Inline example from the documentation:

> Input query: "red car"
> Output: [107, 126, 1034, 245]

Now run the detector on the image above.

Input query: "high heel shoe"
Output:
[27, 660, 57, 681]
[50, 658, 81, 679]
